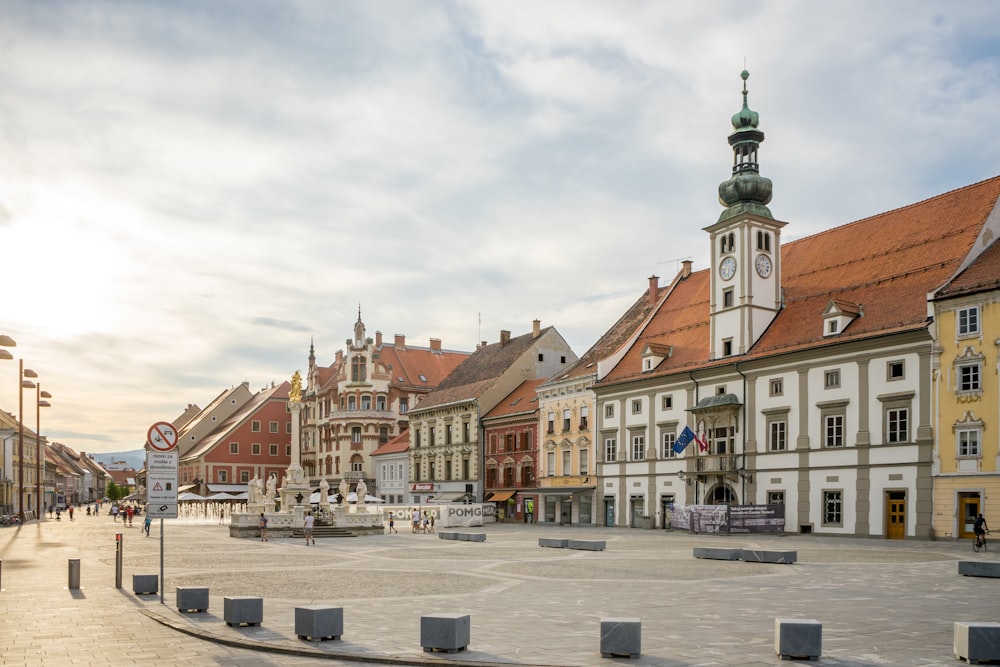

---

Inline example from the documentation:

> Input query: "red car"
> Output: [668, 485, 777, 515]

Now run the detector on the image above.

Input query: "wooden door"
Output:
[886, 491, 906, 539]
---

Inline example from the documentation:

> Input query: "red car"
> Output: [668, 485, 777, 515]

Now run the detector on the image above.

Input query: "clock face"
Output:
[755, 253, 772, 278]
[720, 256, 737, 280]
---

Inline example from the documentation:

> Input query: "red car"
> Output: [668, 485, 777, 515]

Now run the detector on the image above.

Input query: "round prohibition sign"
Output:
[147, 421, 178, 451]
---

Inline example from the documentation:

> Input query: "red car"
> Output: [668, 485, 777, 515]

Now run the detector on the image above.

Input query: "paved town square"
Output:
[2, 514, 999, 666]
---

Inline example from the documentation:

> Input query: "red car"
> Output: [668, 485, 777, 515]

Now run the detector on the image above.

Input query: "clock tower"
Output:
[706, 70, 785, 359]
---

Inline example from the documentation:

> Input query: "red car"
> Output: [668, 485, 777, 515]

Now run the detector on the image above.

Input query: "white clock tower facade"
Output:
[708, 71, 785, 360]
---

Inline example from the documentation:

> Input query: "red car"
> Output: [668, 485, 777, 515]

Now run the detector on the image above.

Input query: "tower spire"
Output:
[717, 69, 773, 221]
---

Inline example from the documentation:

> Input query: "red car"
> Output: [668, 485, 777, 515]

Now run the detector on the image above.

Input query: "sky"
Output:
[2, 1, 999, 455]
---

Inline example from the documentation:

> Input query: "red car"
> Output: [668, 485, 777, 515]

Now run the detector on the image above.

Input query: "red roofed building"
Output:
[591, 70, 1000, 538]
[300, 310, 470, 497]
[482, 378, 545, 523]
[371, 429, 410, 504]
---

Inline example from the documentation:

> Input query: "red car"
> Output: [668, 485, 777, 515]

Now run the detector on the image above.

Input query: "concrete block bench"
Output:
[224, 596, 263, 627]
[958, 561, 1000, 578]
[464, 533, 486, 542]
[438, 532, 459, 540]
[775, 618, 821, 660]
[742, 549, 797, 564]
[600, 617, 641, 658]
[568, 540, 605, 551]
[295, 605, 343, 642]
[421, 613, 470, 653]
[176, 586, 209, 613]
[693, 547, 742, 561]
[132, 574, 158, 595]
[954, 621, 1000, 664]
[539, 537, 568, 548]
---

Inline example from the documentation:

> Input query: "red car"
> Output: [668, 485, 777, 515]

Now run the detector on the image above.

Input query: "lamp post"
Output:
[36, 384, 52, 521]
[18, 361, 38, 522]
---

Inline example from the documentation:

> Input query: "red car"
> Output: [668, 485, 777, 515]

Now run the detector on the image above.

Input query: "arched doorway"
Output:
[706, 483, 736, 505]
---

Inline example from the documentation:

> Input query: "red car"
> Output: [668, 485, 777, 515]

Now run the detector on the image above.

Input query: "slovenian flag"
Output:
[673, 426, 696, 454]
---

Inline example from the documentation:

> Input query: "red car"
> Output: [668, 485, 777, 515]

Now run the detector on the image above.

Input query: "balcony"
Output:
[695, 455, 738, 474]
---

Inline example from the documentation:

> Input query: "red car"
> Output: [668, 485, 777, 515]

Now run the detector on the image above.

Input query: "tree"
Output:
[106, 481, 123, 502]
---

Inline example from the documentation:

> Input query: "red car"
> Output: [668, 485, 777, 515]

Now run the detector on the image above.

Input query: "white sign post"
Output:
[145, 421, 178, 605]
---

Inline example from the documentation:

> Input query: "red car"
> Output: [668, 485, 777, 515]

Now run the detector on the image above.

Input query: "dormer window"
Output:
[641, 343, 673, 373]
[822, 299, 861, 337]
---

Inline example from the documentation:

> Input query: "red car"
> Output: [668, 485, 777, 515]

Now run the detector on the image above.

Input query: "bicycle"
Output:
[973, 530, 989, 552]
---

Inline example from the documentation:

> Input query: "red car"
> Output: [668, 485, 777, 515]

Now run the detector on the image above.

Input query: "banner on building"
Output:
[668, 504, 785, 534]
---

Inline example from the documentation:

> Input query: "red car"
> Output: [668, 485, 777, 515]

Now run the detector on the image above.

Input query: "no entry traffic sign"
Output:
[146, 421, 178, 452]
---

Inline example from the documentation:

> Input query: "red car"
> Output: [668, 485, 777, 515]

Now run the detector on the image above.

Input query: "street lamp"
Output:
[0, 336, 13, 515]
[18, 361, 38, 522]
[36, 384, 52, 520]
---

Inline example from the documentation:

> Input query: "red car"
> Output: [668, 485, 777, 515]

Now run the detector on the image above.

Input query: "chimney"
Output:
[394, 333, 406, 349]
[500, 330, 511, 347]
[430, 338, 442, 351]
[648, 275, 660, 307]
[477, 340, 487, 351]
[532, 319, 541, 338]
[375, 330, 382, 347]
[681, 260, 692, 278]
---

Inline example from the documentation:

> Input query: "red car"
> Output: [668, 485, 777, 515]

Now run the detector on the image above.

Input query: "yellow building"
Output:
[931, 230, 1000, 539]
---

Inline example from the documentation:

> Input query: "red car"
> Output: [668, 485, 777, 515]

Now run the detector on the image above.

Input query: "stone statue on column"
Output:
[356, 479, 367, 505]
[319, 478, 330, 511]
[339, 478, 349, 506]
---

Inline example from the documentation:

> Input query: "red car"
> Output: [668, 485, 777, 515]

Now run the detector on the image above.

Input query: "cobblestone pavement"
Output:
[2, 513, 999, 666]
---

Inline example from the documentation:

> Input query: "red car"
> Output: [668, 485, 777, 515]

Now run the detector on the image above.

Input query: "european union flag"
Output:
[673, 426, 696, 454]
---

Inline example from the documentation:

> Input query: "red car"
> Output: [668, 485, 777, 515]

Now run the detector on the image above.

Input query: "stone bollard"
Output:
[68, 559, 81, 590]
[600, 618, 641, 658]
[775, 618, 822, 660]
[421, 613, 470, 653]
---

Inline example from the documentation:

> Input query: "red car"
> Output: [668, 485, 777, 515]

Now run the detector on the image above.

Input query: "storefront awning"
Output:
[487, 490, 516, 502]
[207, 484, 248, 493]
[178, 484, 197, 493]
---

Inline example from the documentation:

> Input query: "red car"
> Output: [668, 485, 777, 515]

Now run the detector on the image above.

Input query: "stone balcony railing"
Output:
[695, 455, 738, 474]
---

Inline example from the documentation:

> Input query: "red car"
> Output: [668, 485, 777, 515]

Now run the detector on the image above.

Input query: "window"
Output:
[723, 288, 734, 308]
[562, 409, 571, 432]
[252, 420, 261, 432]
[463, 422, 470, 442]
[446, 425, 453, 445]
[562, 450, 571, 475]
[580, 406, 589, 430]
[579, 449, 589, 475]
[887, 361, 904, 381]
[824, 370, 841, 389]
[351, 355, 366, 382]
[537, 353, 544, 362]
[722, 339, 733, 356]
[824, 414, 844, 448]
[240, 470, 250, 483]
[959, 364, 981, 392]
[218, 470, 227, 483]
[429, 427, 435, 444]
[662, 431, 676, 458]
[632, 400, 642, 415]
[399, 398, 408, 414]
[662, 395, 673, 410]
[269, 421, 278, 433]
[958, 428, 981, 457]
[604, 437, 618, 462]
[767, 491, 784, 505]
[605, 404, 614, 418]
[547, 452, 555, 476]
[768, 420, 787, 451]
[270, 444, 278, 456]
[828, 320, 839, 334]
[756, 230, 771, 252]
[348, 395, 357, 410]
[631, 434, 645, 460]
[547, 412, 555, 434]
[886, 408, 908, 443]
[361, 396, 371, 410]
[379, 426, 389, 444]
[376, 396, 386, 410]
[286, 422, 292, 434]
[769, 379, 783, 397]
[958, 306, 980, 336]
[352, 427, 362, 444]
[352, 460, 363, 473]
[823, 490, 843, 526]
[229, 442, 239, 455]
[252, 443, 261, 455]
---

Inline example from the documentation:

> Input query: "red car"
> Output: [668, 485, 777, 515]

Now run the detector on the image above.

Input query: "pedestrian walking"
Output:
[259, 512, 268, 542]
[143, 514, 152, 537]
[388, 511, 397, 534]
[68, 505, 74, 521]
[126, 505, 134, 527]
[421, 511, 429, 533]
[303, 511, 314, 545]
[112, 505, 119, 522]
[428, 512, 435, 533]
[218, 507, 225, 525]
[412, 509, 420, 533]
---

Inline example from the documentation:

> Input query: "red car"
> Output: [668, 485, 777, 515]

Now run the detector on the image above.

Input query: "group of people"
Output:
[409, 510, 434, 534]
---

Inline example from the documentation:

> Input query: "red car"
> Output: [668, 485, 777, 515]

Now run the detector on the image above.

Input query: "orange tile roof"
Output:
[483, 378, 546, 419]
[935, 238, 1000, 298]
[371, 429, 410, 457]
[600, 176, 1000, 385]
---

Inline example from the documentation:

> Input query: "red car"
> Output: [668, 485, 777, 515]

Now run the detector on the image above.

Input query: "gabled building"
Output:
[593, 70, 1000, 538]
[482, 378, 544, 522]
[930, 232, 1000, 538]
[0, 409, 42, 518]
[300, 311, 469, 495]
[536, 275, 667, 526]
[371, 430, 410, 504]
[407, 321, 577, 504]
[178, 381, 293, 494]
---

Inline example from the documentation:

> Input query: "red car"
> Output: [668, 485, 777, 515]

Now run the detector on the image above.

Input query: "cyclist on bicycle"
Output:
[974, 513, 989, 543]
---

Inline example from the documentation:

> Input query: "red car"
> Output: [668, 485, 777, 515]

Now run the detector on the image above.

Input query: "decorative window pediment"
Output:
[953, 410, 984, 431]
[822, 299, 861, 337]
[641, 342, 673, 372]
